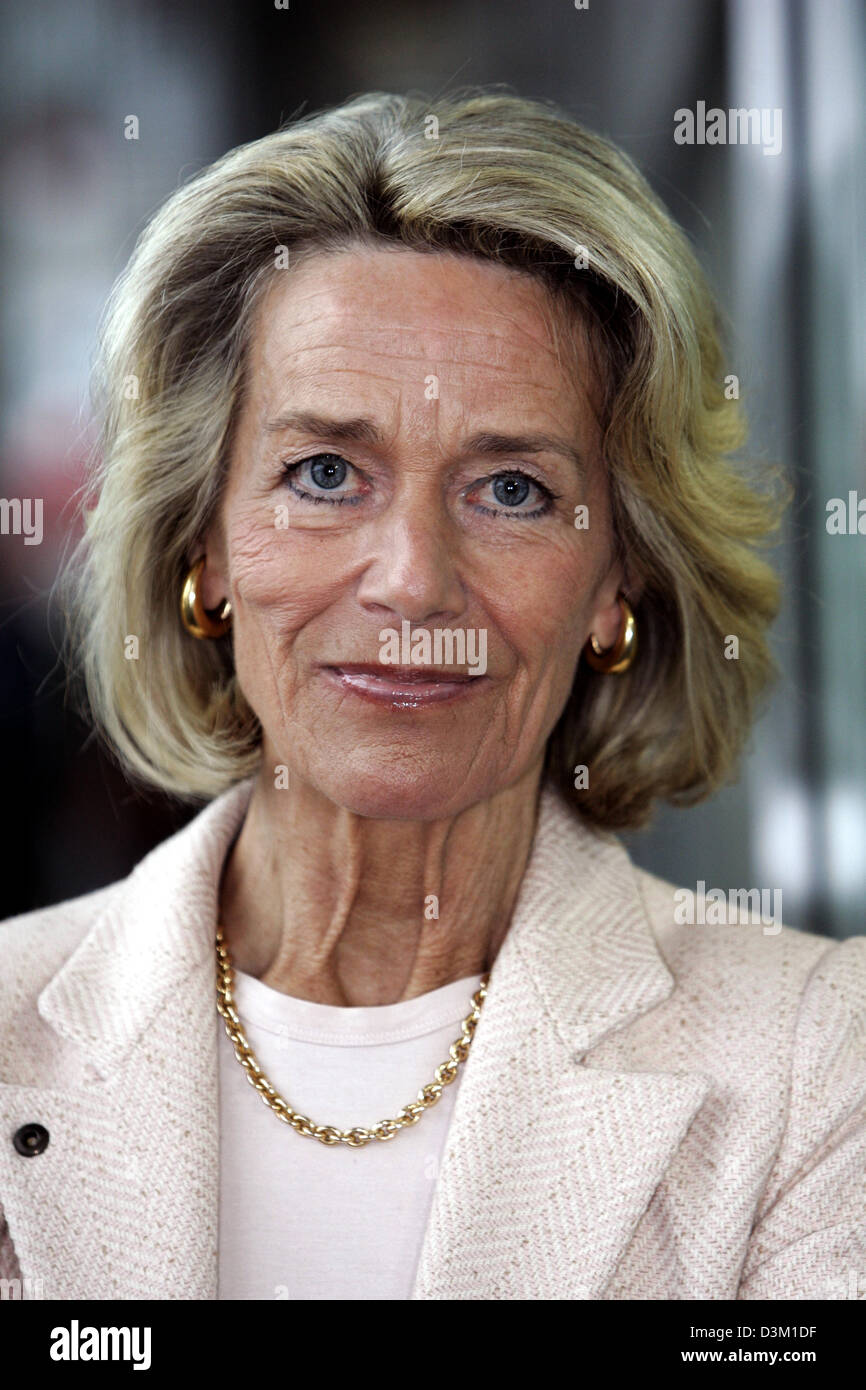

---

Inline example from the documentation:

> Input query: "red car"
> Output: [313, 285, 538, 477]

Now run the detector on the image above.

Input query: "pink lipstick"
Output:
[321, 664, 488, 708]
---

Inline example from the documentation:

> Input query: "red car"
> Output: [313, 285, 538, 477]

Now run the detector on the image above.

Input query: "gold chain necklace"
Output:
[215, 926, 490, 1148]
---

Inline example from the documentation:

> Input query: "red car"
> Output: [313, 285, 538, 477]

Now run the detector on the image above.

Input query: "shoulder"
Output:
[0, 881, 124, 1012]
[539, 784, 866, 1026]
[0, 880, 128, 1084]
[630, 859, 866, 1035]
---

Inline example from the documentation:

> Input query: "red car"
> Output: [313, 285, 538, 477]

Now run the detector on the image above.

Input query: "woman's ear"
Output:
[587, 587, 625, 652]
[586, 548, 629, 648]
[186, 523, 229, 611]
[587, 546, 643, 649]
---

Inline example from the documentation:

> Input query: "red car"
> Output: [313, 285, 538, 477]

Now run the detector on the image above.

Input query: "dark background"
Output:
[1, 0, 864, 936]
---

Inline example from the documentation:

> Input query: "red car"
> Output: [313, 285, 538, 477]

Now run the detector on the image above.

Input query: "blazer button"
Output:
[13, 1123, 50, 1157]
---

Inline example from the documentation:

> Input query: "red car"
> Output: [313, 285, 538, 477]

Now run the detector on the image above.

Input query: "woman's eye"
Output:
[280, 453, 364, 505]
[470, 470, 555, 519]
[280, 457, 556, 518]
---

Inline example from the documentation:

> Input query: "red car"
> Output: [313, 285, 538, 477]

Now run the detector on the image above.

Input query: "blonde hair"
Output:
[59, 88, 786, 828]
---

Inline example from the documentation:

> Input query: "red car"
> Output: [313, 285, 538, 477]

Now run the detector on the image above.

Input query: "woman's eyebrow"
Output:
[464, 431, 585, 480]
[264, 411, 584, 478]
[264, 411, 383, 447]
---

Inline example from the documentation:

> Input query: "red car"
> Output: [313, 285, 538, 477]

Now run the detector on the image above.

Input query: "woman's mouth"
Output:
[320, 664, 489, 707]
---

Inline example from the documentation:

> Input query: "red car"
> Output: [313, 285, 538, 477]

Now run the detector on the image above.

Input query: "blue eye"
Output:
[280, 453, 363, 505]
[492, 474, 531, 507]
[310, 456, 347, 489]
[471, 471, 556, 519]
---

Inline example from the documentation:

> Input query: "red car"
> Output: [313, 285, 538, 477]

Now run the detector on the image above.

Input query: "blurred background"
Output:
[0, 0, 863, 936]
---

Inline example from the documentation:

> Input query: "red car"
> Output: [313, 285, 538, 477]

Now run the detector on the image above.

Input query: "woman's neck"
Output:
[217, 761, 544, 1006]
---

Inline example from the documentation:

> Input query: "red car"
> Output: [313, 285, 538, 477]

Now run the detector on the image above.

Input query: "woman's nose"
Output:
[356, 508, 466, 626]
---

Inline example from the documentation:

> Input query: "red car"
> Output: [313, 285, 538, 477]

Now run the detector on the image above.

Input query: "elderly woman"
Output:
[1, 90, 864, 1304]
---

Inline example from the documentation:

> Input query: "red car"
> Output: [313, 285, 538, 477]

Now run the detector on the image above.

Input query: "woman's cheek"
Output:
[482, 546, 592, 659]
[228, 519, 337, 628]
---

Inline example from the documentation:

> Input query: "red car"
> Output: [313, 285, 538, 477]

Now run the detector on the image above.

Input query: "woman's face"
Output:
[201, 244, 624, 820]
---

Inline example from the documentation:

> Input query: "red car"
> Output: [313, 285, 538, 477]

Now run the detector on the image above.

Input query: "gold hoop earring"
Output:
[180, 557, 232, 639]
[583, 595, 636, 674]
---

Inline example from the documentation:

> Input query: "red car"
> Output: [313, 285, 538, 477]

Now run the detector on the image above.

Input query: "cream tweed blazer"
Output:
[1, 777, 864, 1300]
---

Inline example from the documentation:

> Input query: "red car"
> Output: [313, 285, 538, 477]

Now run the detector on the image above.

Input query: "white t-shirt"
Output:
[217, 966, 485, 1300]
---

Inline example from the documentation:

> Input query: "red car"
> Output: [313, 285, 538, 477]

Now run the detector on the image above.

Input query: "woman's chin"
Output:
[309, 765, 487, 822]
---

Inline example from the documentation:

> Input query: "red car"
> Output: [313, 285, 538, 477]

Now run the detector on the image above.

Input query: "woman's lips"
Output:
[321, 664, 488, 707]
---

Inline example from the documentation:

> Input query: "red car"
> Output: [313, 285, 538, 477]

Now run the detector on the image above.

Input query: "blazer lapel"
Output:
[0, 778, 255, 1301]
[411, 785, 710, 1300]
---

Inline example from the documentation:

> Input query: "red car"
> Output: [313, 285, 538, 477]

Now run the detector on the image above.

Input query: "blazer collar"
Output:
[5, 776, 708, 1300]
[37, 778, 257, 1081]
[502, 779, 677, 1054]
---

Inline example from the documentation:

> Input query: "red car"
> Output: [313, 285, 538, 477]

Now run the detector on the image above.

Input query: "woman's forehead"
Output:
[244, 245, 594, 425]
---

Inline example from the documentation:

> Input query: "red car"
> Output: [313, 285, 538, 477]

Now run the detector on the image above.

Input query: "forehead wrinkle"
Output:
[261, 360, 559, 398]
[260, 341, 569, 390]
[285, 299, 557, 337]
[268, 304, 561, 350]
[264, 312, 561, 361]
[258, 289, 567, 357]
